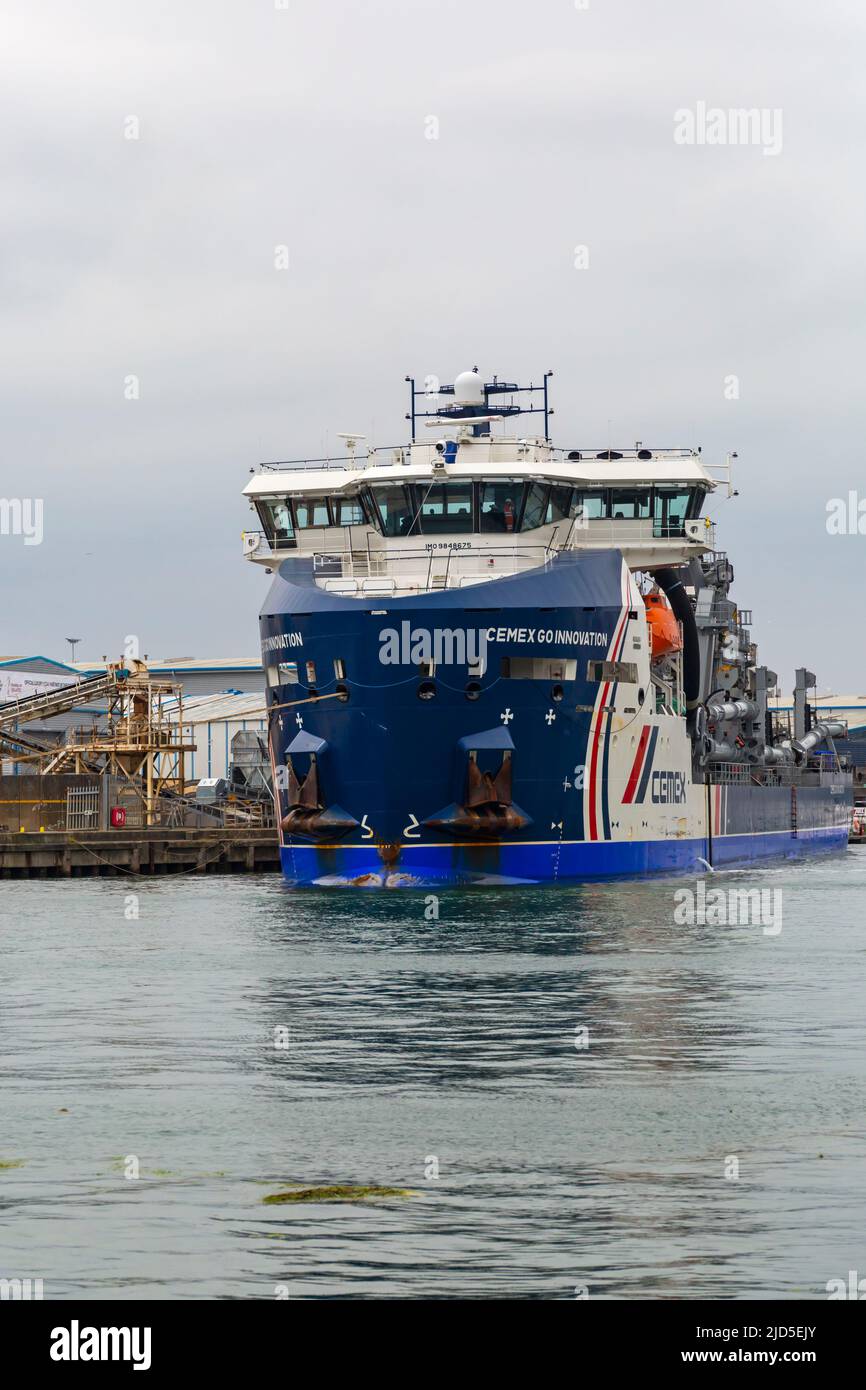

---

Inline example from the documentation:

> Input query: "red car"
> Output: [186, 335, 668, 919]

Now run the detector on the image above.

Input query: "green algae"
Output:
[262, 1184, 414, 1205]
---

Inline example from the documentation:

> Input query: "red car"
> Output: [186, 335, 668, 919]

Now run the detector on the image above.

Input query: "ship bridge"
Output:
[242, 369, 720, 597]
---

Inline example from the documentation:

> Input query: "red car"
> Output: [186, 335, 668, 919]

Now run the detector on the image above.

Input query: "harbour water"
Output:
[2, 850, 865, 1300]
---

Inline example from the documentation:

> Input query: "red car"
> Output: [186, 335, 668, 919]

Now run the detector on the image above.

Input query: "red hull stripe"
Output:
[587, 707, 605, 841]
[587, 574, 631, 840]
[622, 724, 650, 804]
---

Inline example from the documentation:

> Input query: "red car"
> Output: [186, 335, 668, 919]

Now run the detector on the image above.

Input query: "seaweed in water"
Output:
[262, 1184, 413, 1205]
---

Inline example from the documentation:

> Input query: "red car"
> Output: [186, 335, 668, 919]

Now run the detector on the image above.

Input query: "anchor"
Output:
[424, 727, 531, 838]
[278, 730, 358, 839]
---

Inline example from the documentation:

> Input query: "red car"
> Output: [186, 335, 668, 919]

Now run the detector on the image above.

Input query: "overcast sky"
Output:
[2, 0, 865, 691]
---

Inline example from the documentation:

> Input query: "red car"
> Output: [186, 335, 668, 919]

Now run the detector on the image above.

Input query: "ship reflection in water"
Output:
[1, 853, 864, 1299]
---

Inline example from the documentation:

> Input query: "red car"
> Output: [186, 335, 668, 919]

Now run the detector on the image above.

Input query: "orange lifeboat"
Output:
[645, 591, 683, 659]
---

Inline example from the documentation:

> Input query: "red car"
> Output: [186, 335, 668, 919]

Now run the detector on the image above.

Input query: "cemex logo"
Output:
[621, 726, 687, 806]
[651, 770, 687, 805]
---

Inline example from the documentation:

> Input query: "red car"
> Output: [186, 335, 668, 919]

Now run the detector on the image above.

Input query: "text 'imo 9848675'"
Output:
[241, 368, 852, 887]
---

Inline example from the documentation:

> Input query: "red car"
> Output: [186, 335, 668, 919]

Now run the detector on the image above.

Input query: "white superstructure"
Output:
[243, 369, 721, 598]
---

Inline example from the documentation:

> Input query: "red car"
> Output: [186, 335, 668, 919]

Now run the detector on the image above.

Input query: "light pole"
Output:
[66, 637, 82, 665]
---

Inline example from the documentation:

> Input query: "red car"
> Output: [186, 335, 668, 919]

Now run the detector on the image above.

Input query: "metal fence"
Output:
[65, 785, 100, 829]
[708, 755, 844, 787]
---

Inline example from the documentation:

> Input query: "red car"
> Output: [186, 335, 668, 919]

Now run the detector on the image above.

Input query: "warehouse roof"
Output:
[770, 694, 866, 710]
[0, 655, 77, 672]
[77, 657, 262, 675]
[165, 691, 268, 724]
[0, 655, 262, 675]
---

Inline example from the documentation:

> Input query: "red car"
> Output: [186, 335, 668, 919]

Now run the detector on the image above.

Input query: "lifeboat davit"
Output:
[645, 591, 683, 659]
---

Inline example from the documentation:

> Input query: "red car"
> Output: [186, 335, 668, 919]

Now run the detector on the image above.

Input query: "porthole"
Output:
[335, 682, 350, 703]
[465, 680, 482, 701]
[417, 680, 437, 701]
[551, 684, 564, 702]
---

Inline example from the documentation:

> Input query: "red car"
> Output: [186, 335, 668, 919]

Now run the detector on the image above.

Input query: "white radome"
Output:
[453, 368, 484, 405]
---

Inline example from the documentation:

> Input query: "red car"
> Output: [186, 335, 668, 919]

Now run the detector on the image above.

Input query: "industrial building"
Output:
[0, 656, 265, 772]
[70, 656, 265, 698]
[0, 656, 266, 698]
[0, 656, 267, 787]
[165, 692, 268, 782]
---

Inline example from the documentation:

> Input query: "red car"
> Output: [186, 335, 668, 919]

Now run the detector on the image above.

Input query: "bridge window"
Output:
[334, 497, 366, 526]
[546, 486, 573, 523]
[370, 484, 419, 537]
[418, 482, 473, 534]
[521, 482, 550, 531]
[258, 500, 296, 546]
[479, 479, 525, 533]
[653, 488, 692, 537]
[572, 489, 608, 520]
[609, 488, 651, 520]
[294, 497, 332, 529]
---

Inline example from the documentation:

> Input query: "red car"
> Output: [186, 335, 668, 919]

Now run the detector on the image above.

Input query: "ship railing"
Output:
[243, 531, 558, 587]
[551, 446, 699, 460]
[708, 762, 759, 785]
[64, 724, 186, 749]
[243, 530, 292, 555]
[331, 541, 558, 590]
[247, 528, 581, 559]
[709, 761, 800, 787]
[256, 445, 702, 472]
[569, 517, 715, 548]
[243, 518, 716, 567]
[815, 752, 845, 784]
[708, 601, 751, 627]
[256, 448, 406, 473]
[709, 755, 845, 788]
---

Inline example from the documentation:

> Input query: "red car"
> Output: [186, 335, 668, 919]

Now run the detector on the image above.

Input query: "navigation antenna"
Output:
[336, 433, 366, 468]
[404, 370, 554, 442]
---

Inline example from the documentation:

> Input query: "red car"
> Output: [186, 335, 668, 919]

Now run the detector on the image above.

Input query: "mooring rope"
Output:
[266, 692, 344, 714]
[66, 836, 242, 878]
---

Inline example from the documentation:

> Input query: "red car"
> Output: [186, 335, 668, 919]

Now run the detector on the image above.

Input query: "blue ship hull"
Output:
[260, 551, 851, 887]
[278, 826, 848, 888]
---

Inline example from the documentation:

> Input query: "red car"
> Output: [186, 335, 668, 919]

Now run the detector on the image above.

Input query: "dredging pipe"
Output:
[652, 567, 701, 733]
[786, 719, 846, 764]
